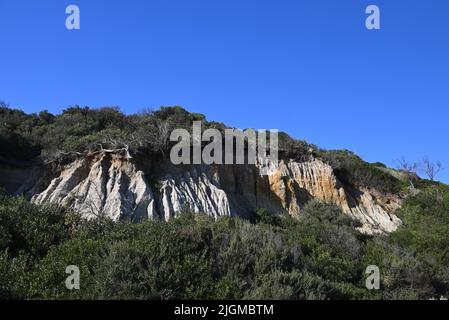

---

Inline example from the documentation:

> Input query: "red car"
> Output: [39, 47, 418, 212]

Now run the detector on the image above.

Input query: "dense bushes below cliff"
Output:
[1, 185, 448, 300]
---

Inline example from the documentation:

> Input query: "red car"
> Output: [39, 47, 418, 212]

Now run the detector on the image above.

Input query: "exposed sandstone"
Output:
[21, 153, 401, 233]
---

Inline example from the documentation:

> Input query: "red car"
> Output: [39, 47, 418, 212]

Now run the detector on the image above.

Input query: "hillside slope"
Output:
[1, 105, 405, 233]
[14, 153, 400, 234]
[1, 104, 448, 300]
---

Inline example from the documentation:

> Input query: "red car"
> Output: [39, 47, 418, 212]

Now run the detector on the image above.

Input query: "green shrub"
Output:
[321, 150, 404, 194]
[0, 187, 448, 300]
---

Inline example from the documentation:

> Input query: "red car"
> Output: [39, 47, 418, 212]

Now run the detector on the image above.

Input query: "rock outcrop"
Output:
[31, 153, 157, 222]
[12, 152, 402, 234]
[267, 160, 402, 233]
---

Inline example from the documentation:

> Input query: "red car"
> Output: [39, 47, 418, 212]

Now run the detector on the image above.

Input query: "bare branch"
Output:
[396, 157, 419, 191]
[422, 157, 444, 181]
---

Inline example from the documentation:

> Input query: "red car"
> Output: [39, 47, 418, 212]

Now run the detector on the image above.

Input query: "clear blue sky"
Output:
[1, 0, 448, 182]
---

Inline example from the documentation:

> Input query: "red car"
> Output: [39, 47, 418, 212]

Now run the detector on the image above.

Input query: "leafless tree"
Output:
[128, 115, 174, 158]
[421, 158, 443, 181]
[396, 157, 419, 191]
[138, 107, 155, 116]
[145, 119, 173, 158]
[98, 141, 132, 159]
[44, 150, 82, 165]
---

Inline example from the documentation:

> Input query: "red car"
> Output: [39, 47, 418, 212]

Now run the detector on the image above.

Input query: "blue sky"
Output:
[1, 0, 448, 182]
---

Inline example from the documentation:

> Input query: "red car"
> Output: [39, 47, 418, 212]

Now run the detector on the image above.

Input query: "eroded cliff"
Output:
[18, 152, 403, 234]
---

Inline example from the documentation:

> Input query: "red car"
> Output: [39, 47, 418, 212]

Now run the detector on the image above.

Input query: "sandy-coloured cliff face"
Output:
[22, 152, 402, 234]
[267, 160, 402, 233]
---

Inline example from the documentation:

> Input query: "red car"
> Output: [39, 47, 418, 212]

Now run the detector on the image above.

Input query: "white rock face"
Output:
[157, 168, 232, 221]
[29, 153, 402, 233]
[32, 154, 157, 221]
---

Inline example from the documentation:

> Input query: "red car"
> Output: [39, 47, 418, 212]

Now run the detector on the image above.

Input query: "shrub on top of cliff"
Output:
[0, 106, 41, 160]
[58, 106, 127, 134]
[0, 129, 40, 160]
[277, 132, 318, 160]
[39, 106, 130, 156]
[320, 149, 404, 194]
[0, 105, 32, 132]
[151, 106, 206, 127]
[0, 105, 131, 159]
[45, 106, 206, 158]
